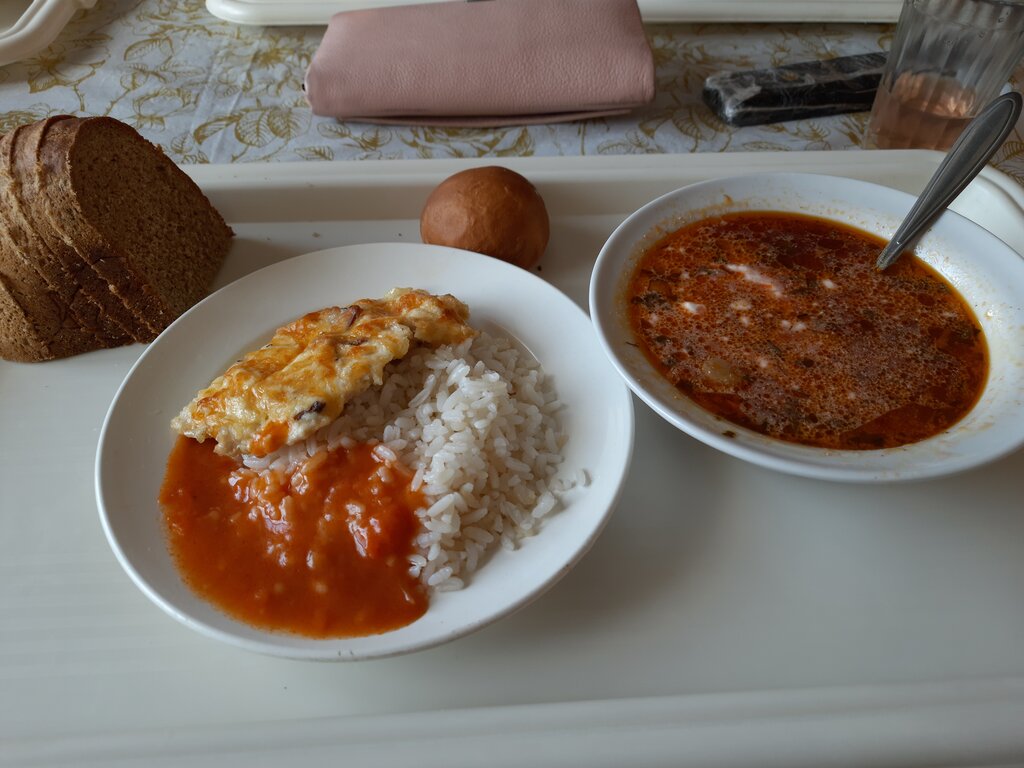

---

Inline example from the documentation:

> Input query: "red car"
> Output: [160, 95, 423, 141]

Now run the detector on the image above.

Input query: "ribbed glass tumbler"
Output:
[866, 0, 1024, 149]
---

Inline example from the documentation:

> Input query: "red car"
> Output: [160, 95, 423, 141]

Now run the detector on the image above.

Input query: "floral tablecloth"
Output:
[1, 0, 1022, 183]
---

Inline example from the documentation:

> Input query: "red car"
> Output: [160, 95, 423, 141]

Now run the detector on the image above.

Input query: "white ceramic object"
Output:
[590, 172, 1024, 483]
[0, 0, 96, 67]
[205, 0, 901, 25]
[96, 242, 634, 660]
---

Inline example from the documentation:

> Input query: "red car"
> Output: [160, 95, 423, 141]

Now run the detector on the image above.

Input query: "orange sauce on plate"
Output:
[159, 437, 427, 637]
[626, 212, 988, 449]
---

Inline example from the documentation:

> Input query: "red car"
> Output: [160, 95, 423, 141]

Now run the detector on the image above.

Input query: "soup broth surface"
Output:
[626, 211, 987, 450]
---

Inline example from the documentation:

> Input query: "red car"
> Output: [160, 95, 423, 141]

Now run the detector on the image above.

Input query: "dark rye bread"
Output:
[0, 131, 101, 361]
[39, 117, 232, 330]
[16, 117, 139, 343]
[0, 274, 51, 361]
[7, 121, 130, 346]
[0, 116, 232, 362]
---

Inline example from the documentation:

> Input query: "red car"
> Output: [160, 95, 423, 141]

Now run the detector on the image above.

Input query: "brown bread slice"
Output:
[0, 132, 101, 362]
[6, 120, 131, 346]
[29, 117, 155, 342]
[0, 273, 53, 361]
[18, 118, 138, 342]
[0, 132, 51, 362]
[38, 117, 232, 332]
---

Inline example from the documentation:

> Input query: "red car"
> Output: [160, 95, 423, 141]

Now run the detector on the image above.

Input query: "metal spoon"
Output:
[875, 91, 1023, 271]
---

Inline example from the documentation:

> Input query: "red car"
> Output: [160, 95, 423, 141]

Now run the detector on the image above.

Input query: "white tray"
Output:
[3, 151, 1024, 767]
[0, 0, 96, 67]
[205, 0, 902, 25]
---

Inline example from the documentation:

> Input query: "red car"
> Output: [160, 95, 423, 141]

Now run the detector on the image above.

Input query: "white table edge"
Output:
[9, 677, 1024, 766]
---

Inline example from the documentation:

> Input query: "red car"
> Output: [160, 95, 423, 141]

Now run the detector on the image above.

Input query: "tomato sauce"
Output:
[626, 212, 988, 450]
[159, 437, 428, 637]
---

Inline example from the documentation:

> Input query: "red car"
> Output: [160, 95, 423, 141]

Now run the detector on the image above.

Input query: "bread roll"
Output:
[420, 166, 549, 270]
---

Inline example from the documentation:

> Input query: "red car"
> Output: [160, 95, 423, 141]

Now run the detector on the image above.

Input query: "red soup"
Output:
[626, 212, 988, 450]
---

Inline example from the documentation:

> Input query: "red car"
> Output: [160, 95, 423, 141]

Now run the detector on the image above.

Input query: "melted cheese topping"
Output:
[172, 288, 475, 457]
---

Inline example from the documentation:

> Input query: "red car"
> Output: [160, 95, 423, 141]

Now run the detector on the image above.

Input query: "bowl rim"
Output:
[589, 172, 1024, 483]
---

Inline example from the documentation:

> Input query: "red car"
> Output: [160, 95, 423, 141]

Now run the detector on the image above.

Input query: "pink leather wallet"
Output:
[304, 0, 655, 126]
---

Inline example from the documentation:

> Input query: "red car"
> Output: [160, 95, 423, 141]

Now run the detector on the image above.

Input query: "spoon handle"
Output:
[875, 91, 1023, 271]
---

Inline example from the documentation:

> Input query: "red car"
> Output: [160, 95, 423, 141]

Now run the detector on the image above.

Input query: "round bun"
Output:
[420, 166, 549, 270]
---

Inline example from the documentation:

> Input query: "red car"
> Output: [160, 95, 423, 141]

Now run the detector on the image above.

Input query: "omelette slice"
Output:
[171, 288, 476, 458]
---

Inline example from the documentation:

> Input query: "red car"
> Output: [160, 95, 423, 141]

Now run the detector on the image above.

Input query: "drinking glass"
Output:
[866, 0, 1024, 150]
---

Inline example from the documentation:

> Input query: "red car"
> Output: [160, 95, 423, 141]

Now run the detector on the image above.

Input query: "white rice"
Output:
[239, 330, 572, 591]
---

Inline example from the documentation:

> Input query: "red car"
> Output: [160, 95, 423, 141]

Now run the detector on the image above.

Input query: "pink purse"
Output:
[304, 0, 655, 126]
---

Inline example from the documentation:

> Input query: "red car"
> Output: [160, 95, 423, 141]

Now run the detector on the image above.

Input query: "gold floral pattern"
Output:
[0, 0, 1022, 183]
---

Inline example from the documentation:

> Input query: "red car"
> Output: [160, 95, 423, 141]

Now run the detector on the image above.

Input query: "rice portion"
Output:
[241, 330, 571, 592]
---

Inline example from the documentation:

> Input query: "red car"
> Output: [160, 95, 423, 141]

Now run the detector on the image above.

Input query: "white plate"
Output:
[0, 0, 96, 67]
[95, 242, 634, 660]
